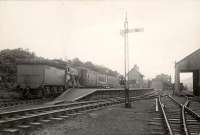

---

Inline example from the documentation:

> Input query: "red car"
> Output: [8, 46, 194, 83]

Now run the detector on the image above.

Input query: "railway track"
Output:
[150, 94, 200, 135]
[0, 98, 52, 112]
[0, 99, 116, 134]
[0, 89, 159, 135]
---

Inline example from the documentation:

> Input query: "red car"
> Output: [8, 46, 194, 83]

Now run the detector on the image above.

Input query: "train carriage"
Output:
[78, 67, 119, 88]
[16, 59, 120, 99]
[96, 73, 107, 87]
[78, 68, 97, 87]
[107, 75, 120, 88]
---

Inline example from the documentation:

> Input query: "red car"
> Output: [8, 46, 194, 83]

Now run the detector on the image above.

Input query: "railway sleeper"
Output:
[150, 131, 166, 135]
[81, 104, 106, 113]
[67, 112, 83, 117]
[151, 126, 165, 130]
[188, 131, 199, 135]
[82, 107, 102, 113]
[17, 124, 31, 129]
[168, 120, 181, 124]
[0, 128, 20, 135]
[49, 117, 63, 121]
[148, 122, 162, 126]
[186, 122, 200, 125]
[188, 127, 200, 131]
[58, 115, 69, 119]
[40, 119, 51, 123]
[29, 122, 41, 126]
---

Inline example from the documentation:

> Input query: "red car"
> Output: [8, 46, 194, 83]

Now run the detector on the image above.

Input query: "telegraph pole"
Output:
[120, 13, 143, 108]
[124, 13, 131, 108]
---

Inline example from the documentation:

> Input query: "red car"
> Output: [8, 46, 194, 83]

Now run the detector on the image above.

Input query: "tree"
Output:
[0, 48, 35, 64]
[0, 48, 36, 88]
[71, 58, 83, 67]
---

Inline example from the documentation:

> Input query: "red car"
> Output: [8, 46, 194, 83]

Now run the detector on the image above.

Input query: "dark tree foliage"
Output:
[52, 59, 67, 66]
[71, 58, 83, 67]
[0, 48, 36, 88]
[84, 61, 96, 71]
[71, 58, 120, 77]
[53, 57, 121, 77]
[0, 48, 35, 64]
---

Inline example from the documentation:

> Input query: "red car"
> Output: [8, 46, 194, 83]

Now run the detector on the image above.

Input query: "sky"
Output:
[0, 0, 200, 79]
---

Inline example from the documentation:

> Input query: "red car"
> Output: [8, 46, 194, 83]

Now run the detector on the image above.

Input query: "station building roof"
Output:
[127, 65, 144, 78]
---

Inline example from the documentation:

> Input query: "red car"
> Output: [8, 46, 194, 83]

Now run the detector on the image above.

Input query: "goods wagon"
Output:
[17, 64, 67, 98]
[17, 65, 66, 89]
[17, 59, 79, 98]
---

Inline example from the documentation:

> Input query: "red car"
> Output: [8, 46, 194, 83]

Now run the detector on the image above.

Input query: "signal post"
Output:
[120, 13, 143, 108]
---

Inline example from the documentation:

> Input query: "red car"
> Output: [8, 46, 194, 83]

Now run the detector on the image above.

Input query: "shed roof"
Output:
[176, 48, 200, 65]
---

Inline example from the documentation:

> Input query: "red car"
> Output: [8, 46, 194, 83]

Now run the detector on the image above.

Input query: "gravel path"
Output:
[30, 98, 156, 135]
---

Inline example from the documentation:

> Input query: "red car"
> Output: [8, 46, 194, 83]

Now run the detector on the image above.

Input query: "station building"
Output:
[127, 65, 144, 88]
[175, 48, 200, 96]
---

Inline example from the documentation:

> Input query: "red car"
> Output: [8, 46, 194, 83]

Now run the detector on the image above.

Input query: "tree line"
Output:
[0, 48, 121, 89]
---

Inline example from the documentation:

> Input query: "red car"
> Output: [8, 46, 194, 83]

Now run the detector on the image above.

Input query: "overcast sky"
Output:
[0, 0, 200, 79]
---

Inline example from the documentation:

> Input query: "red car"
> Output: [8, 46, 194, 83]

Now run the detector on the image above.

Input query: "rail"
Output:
[0, 100, 106, 118]
[158, 95, 173, 135]
[168, 95, 191, 135]
[182, 97, 189, 135]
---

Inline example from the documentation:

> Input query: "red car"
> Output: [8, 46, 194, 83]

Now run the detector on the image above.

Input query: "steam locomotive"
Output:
[17, 59, 120, 98]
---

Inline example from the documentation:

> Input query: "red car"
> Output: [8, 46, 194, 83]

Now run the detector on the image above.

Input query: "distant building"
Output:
[143, 79, 151, 88]
[127, 65, 144, 88]
[156, 74, 171, 83]
[151, 74, 172, 90]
